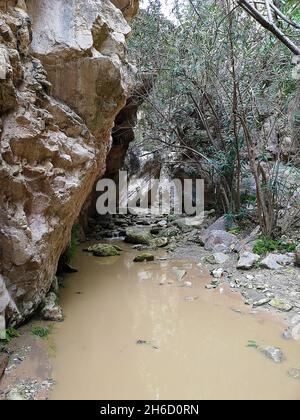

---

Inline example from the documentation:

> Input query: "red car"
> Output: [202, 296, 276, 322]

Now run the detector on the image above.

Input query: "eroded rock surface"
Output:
[111, 0, 139, 21]
[0, 0, 138, 327]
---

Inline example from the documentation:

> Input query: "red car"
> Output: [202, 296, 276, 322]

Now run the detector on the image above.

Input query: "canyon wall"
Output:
[0, 0, 138, 329]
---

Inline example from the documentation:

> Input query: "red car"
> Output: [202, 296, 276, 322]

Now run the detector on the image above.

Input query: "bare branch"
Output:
[271, 3, 300, 30]
[265, 0, 274, 25]
[237, 0, 300, 55]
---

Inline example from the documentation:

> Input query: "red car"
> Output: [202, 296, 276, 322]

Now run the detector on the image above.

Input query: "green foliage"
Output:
[129, 0, 299, 233]
[31, 326, 52, 339]
[66, 225, 79, 262]
[0, 327, 21, 343]
[280, 77, 297, 99]
[253, 236, 298, 255]
[241, 193, 257, 205]
[282, 0, 300, 22]
[224, 213, 237, 229]
[253, 237, 278, 255]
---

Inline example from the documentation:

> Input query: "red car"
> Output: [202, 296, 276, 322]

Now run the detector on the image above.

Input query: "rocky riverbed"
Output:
[1, 211, 299, 399]
[0, 319, 54, 400]
[86, 211, 300, 337]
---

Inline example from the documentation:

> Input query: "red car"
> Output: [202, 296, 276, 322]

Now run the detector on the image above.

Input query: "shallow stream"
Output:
[51, 242, 300, 400]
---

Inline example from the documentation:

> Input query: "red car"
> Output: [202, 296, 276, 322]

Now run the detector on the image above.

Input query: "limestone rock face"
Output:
[0, 0, 137, 327]
[27, 0, 135, 138]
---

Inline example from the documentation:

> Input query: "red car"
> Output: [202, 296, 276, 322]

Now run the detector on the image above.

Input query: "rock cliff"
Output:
[0, 0, 138, 328]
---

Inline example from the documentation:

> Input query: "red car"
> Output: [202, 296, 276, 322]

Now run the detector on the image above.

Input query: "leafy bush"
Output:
[253, 236, 298, 255]
[0, 328, 21, 343]
[128, 0, 299, 236]
[31, 326, 52, 339]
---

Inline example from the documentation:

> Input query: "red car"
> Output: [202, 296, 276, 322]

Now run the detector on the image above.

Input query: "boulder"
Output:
[39, 292, 64, 322]
[269, 299, 293, 312]
[234, 226, 260, 253]
[134, 253, 155, 263]
[172, 218, 193, 232]
[204, 230, 238, 253]
[84, 244, 120, 257]
[202, 216, 228, 238]
[125, 228, 153, 245]
[158, 226, 181, 239]
[152, 237, 168, 248]
[260, 253, 294, 270]
[237, 252, 260, 270]
[207, 253, 230, 265]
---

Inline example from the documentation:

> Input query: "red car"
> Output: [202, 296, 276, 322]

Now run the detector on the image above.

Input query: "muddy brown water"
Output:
[51, 242, 300, 400]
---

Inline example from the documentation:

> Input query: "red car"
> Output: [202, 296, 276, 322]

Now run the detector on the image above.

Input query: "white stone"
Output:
[212, 268, 224, 279]
[237, 252, 260, 270]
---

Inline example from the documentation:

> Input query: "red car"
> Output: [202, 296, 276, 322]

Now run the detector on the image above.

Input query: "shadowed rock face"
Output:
[0, 0, 138, 327]
[111, 0, 139, 21]
[106, 73, 154, 179]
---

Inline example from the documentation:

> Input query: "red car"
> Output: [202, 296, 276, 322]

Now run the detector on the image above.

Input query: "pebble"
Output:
[288, 368, 300, 380]
[205, 284, 216, 290]
[184, 281, 193, 288]
[282, 329, 293, 340]
[212, 268, 224, 279]
[184, 296, 199, 302]
[269, 299, 293, 312]
[231, 309, 242, 314]
[253, 298, 271, 307]
[260, 346, 284, 363]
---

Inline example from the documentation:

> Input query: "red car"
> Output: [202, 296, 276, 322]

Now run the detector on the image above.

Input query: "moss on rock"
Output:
[134, 253, 155, 262]
[85, 244, 121, 257]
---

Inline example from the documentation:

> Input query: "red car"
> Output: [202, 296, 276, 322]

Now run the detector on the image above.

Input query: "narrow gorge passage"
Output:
[51, 242, 300, 400]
